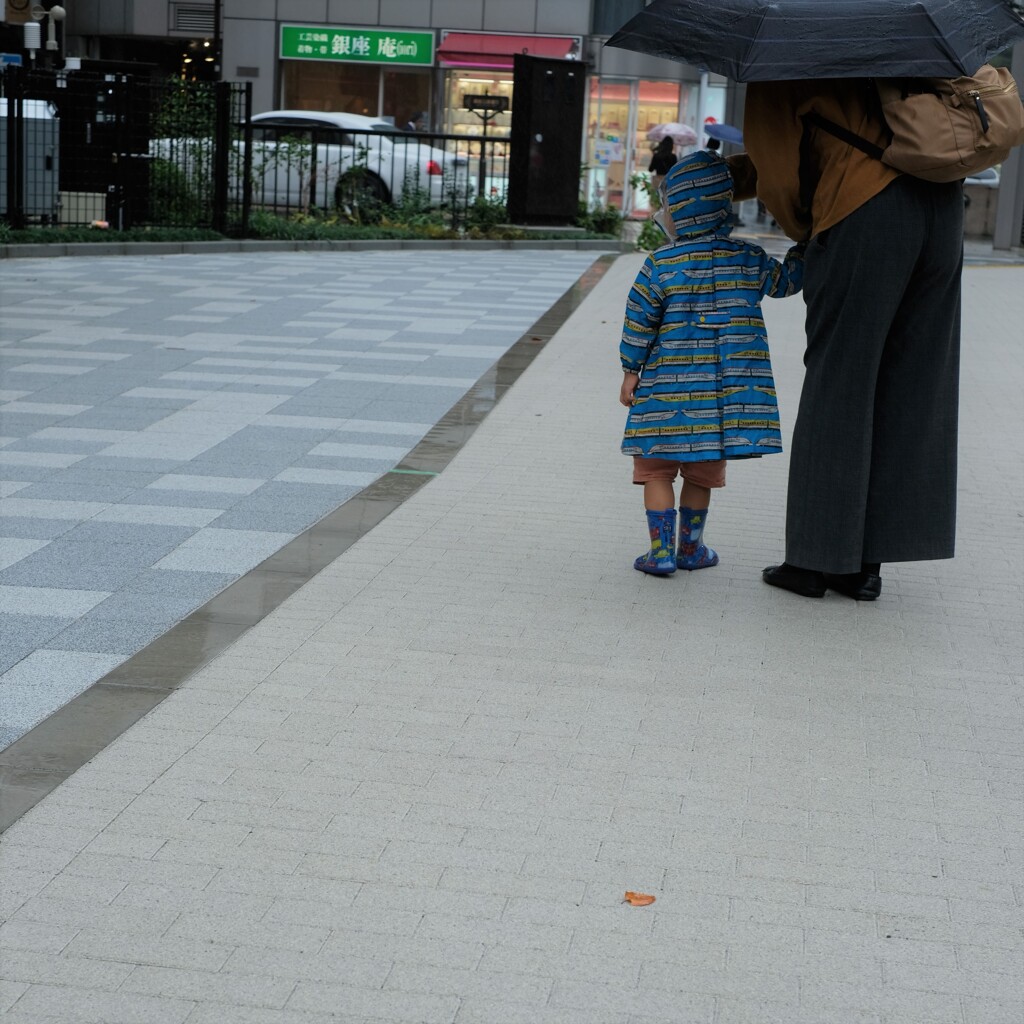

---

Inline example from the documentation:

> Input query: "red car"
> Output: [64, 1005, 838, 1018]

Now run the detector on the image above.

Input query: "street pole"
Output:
[696, 71, 709, 147]
[993, 41, 1024, 250]
[213, 0, 223, 81]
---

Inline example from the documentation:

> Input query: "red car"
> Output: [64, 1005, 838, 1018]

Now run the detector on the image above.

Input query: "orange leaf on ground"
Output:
[623, 891, 656, 906]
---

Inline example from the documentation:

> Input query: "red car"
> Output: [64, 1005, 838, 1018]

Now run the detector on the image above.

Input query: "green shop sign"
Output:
[280, 25, 435, 66]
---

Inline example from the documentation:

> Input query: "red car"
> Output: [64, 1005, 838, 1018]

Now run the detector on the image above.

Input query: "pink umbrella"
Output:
[646, 122, 698, 147]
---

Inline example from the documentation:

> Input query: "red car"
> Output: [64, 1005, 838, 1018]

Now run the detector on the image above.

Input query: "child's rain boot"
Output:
[634, 508, 677, 576]
[676, 507, 719, 570]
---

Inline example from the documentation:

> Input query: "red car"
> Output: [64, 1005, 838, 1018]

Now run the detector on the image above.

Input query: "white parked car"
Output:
[963, 166, 999, 188]
[248, 110, 470, 215]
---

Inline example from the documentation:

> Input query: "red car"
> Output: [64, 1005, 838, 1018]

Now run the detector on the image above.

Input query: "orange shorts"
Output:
[632, 456, 727, 489]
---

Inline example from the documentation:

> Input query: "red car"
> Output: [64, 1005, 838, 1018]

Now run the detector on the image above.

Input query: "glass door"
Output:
[632, 80, 685, 216]
[585, 77, 632, 213]
[585, 78, 693, 217]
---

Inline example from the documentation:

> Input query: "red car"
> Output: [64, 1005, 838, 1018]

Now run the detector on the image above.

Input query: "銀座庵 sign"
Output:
[280, 26, 435, 66]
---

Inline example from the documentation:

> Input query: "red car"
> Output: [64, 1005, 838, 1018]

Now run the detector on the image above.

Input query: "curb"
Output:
[0, 254, 619, 831]
[0, 238, 634, 260]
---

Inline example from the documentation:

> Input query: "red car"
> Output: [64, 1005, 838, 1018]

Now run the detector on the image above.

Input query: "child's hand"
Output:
[620, 371, 639, 407]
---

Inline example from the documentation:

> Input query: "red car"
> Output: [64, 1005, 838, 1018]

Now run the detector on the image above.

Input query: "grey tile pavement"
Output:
[0, 245, 1022, 1022]
[1, 250, 602, 748]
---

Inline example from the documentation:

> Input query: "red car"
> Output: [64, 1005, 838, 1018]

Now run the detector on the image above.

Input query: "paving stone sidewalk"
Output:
[0, 254, 1021, 1024]
[0, 249, 600, 750]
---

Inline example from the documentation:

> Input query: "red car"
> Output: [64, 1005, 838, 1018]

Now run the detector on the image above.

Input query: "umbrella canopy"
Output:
[705, 122, 744, 145]
[646, 122, 699, 146]
[606, 0, 1024, 81]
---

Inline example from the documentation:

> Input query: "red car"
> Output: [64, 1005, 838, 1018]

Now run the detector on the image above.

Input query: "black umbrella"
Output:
[605, 0, 1024, 81]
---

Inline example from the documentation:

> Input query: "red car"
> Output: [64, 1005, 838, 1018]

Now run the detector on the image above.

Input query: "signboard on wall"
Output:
[280, 25, 435, 66]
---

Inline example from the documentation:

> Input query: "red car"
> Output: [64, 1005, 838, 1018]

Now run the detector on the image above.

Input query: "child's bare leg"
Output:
[644, 480, 675, 510]
[680, 480, 710, 510]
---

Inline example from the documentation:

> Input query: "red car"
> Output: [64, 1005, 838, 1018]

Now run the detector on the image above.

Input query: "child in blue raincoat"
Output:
[619, 151, 805, 576]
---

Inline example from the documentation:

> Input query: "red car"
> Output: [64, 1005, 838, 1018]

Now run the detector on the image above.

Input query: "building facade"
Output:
[15, 1, 1021, 240]
[38, 0, 735, 217]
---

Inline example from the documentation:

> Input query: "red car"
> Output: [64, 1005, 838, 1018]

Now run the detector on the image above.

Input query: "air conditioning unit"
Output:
[170, 2, 215, 35]
[59, 192, 108, 225]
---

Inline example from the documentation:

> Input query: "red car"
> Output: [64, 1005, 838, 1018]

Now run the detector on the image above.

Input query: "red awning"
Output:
[437, 33, 576, 69]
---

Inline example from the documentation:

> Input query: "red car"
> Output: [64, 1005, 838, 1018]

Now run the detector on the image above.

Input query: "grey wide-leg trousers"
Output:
[785, 175, 964, 574]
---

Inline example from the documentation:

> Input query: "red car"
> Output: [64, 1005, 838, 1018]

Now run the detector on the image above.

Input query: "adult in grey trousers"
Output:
[734, 78, 965, 602]
[784, 176, 963, 586]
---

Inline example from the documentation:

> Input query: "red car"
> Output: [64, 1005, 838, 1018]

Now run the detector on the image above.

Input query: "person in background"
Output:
[648, 136, 677, 192]
[404, 111, 427, 132]
[728, 78, 964, 601]
[619, 152, 805, 577]
[706, 137, 745, 227]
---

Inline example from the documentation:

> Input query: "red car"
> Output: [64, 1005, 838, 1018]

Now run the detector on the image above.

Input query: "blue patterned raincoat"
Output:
[621, 152, 804, 462]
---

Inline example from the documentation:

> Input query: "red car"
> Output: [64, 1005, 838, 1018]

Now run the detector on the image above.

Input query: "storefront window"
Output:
[283, 61, 378, 114]
[383, 70, 432, 129]
[585, 78, 631, 211]
[282, 62, 430, 124]
[585, 77, 726, 216]
[632, 80, 685, 215]
[444, 71, 513, 139]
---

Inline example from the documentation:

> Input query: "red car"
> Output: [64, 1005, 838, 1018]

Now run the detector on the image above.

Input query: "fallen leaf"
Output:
[623, 891, 656, 906]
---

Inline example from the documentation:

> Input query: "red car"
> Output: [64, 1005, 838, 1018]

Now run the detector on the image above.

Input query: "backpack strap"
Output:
[801, 111, 885, 162]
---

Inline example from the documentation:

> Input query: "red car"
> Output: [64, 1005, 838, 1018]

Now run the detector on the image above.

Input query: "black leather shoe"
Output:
[823, 571, 882, 601]
[762, 563, 826, 597]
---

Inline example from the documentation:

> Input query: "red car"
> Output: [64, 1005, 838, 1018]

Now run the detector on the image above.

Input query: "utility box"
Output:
[0, 97, 60, 222]
[963, 182, 998, 238]
[506, 54, 586, 225]
[59, 191, 107, 225]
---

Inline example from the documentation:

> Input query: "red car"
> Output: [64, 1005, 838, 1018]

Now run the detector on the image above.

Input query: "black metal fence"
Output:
[2, 66, 250, 233]
[2, 66, 512, 235]
[243, 117, 510, 227]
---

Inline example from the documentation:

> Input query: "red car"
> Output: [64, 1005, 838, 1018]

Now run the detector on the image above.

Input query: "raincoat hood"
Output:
[656, 151, 733, 241]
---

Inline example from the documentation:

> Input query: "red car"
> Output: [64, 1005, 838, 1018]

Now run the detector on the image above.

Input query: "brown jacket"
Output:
[729, 79, 900, 241]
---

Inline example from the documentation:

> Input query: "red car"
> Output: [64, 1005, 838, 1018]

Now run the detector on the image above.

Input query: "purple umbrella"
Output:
[646, 122, 699, 147]
[705, 122, 744, 145]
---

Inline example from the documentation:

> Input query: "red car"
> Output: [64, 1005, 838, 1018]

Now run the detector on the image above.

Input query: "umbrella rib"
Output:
[736, 4, 772, 80]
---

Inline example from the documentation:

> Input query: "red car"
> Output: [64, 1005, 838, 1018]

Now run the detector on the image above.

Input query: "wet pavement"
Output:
[0, 238, 1021, 1024]
[0, 249, 605, 754]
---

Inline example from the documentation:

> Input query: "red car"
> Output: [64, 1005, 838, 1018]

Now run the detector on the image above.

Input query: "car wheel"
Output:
[335, 169, 389, 223]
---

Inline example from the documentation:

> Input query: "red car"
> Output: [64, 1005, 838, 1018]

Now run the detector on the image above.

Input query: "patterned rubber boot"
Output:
[634, 508, 677, 576]
[676, 507, 719, 570]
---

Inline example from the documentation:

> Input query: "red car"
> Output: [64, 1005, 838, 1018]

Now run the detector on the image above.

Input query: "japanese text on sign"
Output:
[281, 26, 435, 66]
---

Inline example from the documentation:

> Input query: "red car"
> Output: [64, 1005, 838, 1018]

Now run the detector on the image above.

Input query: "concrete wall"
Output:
[132, 0, 172, 37]
[220, 0, 592, 32]
[221, 0, 601, 118]
[963, 185, 999, 239]
[993, 43, 1024, 250]
[66, 0, 130, 35]
[591, 40, 710, 84]
[222, 17, 276, 112]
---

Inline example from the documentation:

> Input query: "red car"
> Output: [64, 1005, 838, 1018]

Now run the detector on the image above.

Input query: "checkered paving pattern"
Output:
[0, 256, 1020, 1024]
[0, 250, 603, 748]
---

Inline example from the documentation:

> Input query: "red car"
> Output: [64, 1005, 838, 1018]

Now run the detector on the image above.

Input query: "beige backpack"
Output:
[805, 65, 1024, 183]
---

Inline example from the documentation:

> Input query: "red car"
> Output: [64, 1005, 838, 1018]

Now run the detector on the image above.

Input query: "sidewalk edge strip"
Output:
[0, 253, 618, 833]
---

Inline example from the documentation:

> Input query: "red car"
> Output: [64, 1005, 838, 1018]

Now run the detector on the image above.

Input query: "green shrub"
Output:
[149, 158, 208, 226]
[634, 218, 665, 252]
[628, 171, 666, 251]
[464, 194, 509, 232]
[1, 225, 222, 244]
[576, 201, 623, 236]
